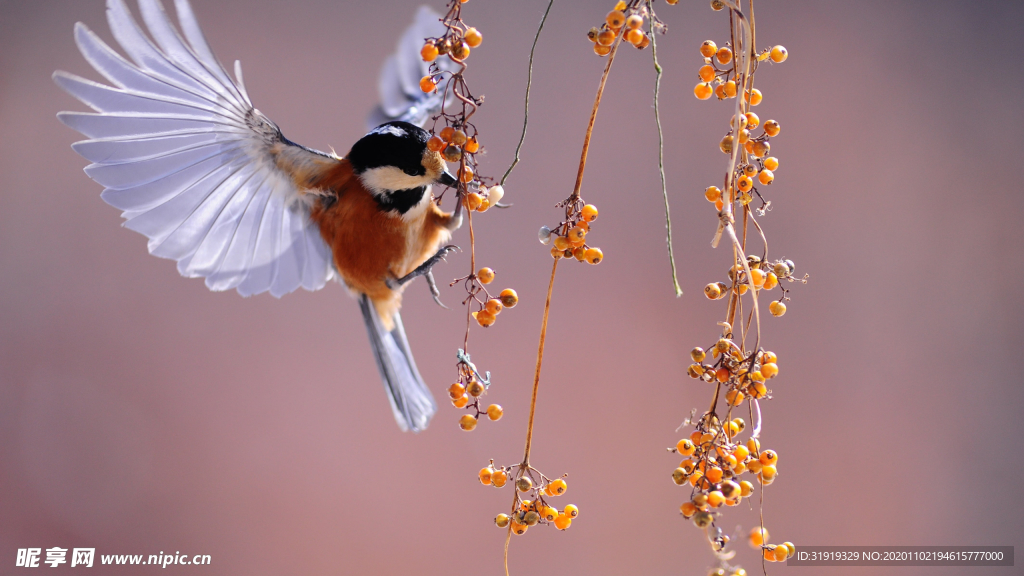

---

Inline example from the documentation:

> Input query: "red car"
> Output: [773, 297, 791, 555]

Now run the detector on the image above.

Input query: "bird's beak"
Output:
[437, 169, 457, 188]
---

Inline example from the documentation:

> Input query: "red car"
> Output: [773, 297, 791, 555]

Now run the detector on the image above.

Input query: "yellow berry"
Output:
[554, 515, 571, 530]
[419, 75, 435, 93]
[716, 46, 733, 64]
[550, 246, 563, 259]
[699, 65, 716, 83]
[464, 27, 482, 48]
[745, 112, 760, 128]
[568, 226, 586, 243]
[700, 40, 717, 58]
[704, 283, 722, 300]
[477, 267, 495, 284]
[770, 45, 788, 63]
[548, 478, 567, 495]
[486, 404, 503, 421]
[764, 119, 781, 137]
[783, 542, 796, 558]
[773, 545, 789, 562]
[465, 192, 483, 211]
[705, 186, 722, 202]
[581, 204, 599, 221]
[594, 43, 612, 56]
[761, 362, 779, 379]
[625, 28, 644, 46]
[768, 301, 786, 317]
[694, 82, 713, 100]
[510, 521, 527, 535]
[720, 134, 733, 154]
[691, 347, 706, 362]
[473, 310, 496, 327]
[723, 80, 737, 98]
[495, 513, 510, 528]
[453, 394, 469, 408]
[584, 247, 603, 265]
[763, 156, 779, 171]
[491, 469, 508, 487]
[499, 288, 518, 308]
[739, 480, 754, 497]
[745, 88, 763, 106]
[597, 29, 616, 47]
[459, 414, 478, 430]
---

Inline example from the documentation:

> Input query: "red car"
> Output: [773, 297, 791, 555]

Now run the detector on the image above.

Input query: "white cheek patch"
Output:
[359, 166, 434, 195]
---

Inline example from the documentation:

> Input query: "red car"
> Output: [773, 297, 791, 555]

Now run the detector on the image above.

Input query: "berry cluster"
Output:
[586, 0, 666, 56]
[749, 527, 795, 564]
[417, 1, 517, 432]
[538, 202, 603, 265]
[701, 255, 800, 318]
[693, 40, 787, 102]
[484, 463, 578, 535]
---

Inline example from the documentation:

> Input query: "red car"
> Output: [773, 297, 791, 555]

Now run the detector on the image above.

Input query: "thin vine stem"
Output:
[500, 0, 554, 186]
[648, 1, 683, 297]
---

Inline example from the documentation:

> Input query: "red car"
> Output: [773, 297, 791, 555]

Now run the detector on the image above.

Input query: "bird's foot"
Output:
[386, 245, 461, 299]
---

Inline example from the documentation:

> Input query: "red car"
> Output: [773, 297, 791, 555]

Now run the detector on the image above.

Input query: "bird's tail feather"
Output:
[359, 294, 436, 432]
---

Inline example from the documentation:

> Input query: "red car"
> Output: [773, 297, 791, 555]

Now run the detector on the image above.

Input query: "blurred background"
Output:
[2, 0, 1022, 574]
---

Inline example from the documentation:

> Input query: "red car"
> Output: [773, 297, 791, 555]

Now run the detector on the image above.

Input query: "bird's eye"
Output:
[404, 166, 425, 177]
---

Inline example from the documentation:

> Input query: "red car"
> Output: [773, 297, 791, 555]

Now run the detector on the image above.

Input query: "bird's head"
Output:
[347, 121, 457, 212]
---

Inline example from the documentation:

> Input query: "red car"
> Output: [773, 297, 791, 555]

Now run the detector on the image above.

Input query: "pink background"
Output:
[2, 0, 1022, 574]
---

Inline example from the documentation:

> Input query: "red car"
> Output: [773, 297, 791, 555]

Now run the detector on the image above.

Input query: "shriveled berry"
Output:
[444, 145, 462, 162]
[450, 42, 470, 60]
[720, 134, 734, 154]
[704, 283, 722, 300]
[693, 511, 713, 528]
[467, 380, 485, 397]
[451, 130, 468, 146]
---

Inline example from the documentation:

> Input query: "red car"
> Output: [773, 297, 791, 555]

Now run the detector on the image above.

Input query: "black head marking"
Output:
[374, 186, 428, 214]
[347, 121, 430, 177]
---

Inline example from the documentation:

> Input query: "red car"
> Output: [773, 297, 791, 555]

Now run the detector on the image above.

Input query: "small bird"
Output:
[54, 0, 468, 432]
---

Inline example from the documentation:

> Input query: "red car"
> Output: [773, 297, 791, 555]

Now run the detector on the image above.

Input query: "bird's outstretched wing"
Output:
[367, 6, 456, 130]
[55, 0, 340, 297]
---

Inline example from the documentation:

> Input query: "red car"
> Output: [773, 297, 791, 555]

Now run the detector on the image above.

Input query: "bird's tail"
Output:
[359, 294, 436, 432]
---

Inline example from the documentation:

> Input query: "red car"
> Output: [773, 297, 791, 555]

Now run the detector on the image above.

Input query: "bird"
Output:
[54, 0, 469, 432]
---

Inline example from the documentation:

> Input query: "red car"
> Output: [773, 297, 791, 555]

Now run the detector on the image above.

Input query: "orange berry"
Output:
[597, 29, 616, 47]
[707, 490, 725, 508]
[714, 199, 724, 211]
[704, 283, 722, 300]
[706, 466, 723, 483]
[594, 43, 612, 56]
[764, 156, 779, 171]
[485, 299, 503, 316]
[606, 9, 626, 28]
[477, 267, 495, 284]
[749, 268, 766, 287]
[745, 112, 760, 128]
[773, 545, 789, 562]
[479, 466, 494, 485]
[763, 548, 777, 562]
[491, 469, 508, 487]
[694, 82, 713, 100]
[626, 14, 643, 29]
[768, 301, 786, 317]
[426, 135, 445, 152]
[760, 449, 778, 466]
[763, 272, 779, 290]
[719, 134, 733, 154]
[510, 521, 528, 535]
[486, 404, 503, 421]
[453, 394, 469, 408]
[745, 88, 763, 106]
[584, 247, 603, 265]
[737, 176, 753, 192]
[758, 169, 774, 185]
[553, 236, 570, 251]
[637, 34, 650, 49]
[738, 129, 751, 144]
[704, 186, 722, 202]
[764, 119, 781, 137]
[421, 42, 438, 62]
[542, 506, 559, 522]
[548, 478, 567, 495]
[714, 83, 727, 100]
[473, 310, 496, 327]
[554, 515, 571, 530]
[770, 45, 788, 63]
[626, 28, 644, 46]
[464, 192, 483, 211]
[676, 439, 696, 456]
[699, 65, 716, 83]
[749, 527, 769, 548]
[439, 126, 455, 142]
[726, 388, 744, 406]
[568, 226, 586, 243]
[448, 382, 466, 399]
[700, 40, 718, 58]
[419, 75, 435, 93]
[495, 513, 510, 528]
[581, 204, 599, 221]
[467, 380, 485, 397]
[723, 80, 737, 98]
[716, 46, 733, 64]
[464, 137, 480, 153]
[459, 414, 478, 430]
[450, 42, 470, 60]
[464, 27, 482, 47]
[564, 504, 579, 518]
[459, 166, 474, 183]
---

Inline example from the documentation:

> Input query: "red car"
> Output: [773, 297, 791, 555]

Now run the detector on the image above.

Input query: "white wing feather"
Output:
[56, 0, 336, 297]
[368, 6, 455, 129]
